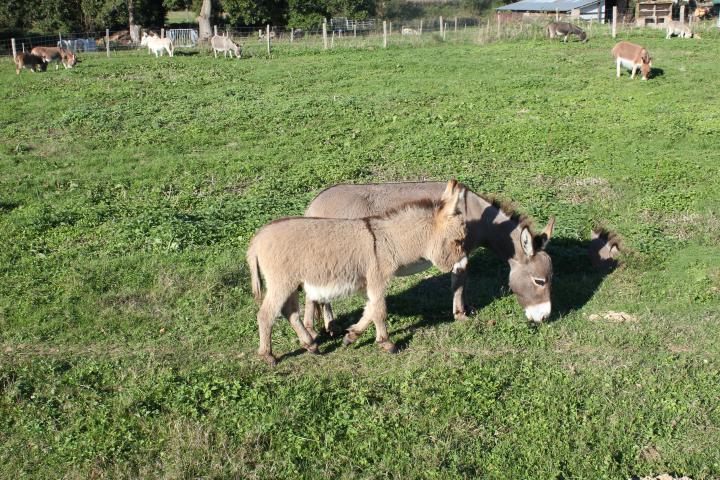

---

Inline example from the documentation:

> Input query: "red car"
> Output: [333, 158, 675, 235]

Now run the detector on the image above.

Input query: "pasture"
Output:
[1, 32, 719, 478]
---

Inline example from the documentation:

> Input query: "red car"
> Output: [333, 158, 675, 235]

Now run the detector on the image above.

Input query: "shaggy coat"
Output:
[247, 181, 469, 365]
[211, 35, 242, 59]
[547, 22, 587, 42]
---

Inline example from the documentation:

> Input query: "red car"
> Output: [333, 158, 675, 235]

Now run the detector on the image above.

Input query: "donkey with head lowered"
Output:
[547, 22, 587, 42]
[304, 182, 555, 336]
[247, 181, 469, 365]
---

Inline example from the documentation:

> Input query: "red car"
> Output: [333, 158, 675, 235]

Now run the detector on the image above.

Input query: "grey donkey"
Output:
[547, 22, 588, 43]
[247, 180, 469, 365]
[304, 182, 555, 338]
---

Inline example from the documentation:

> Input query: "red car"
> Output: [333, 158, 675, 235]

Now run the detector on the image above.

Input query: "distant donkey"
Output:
[612, 41, 651, 80]
[547, 22, 588, 43]
[247, 180, 469, 365]
[30, 46, 76, 69]
[665, 21, 699, 39]
[140, 32, 174, 57]
[304, 182, 555, 337]
[211, 34, 242, 59]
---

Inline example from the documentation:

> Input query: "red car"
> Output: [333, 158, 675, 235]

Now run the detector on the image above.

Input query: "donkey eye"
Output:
[533, 277, 546, 287]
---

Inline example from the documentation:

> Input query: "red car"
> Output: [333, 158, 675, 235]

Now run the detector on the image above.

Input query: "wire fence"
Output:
[3, 15, 718, 60]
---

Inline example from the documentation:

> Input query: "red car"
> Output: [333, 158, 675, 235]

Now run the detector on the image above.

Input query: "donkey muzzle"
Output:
[525, 302, 551, 323]
[452, 256, 469, 274]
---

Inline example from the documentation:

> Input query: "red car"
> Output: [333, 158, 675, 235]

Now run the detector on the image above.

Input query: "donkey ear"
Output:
[520, 226, 534, 257]
[441, 184, 464, 218]
[535, 217, 555, 251]
[441, 180, 458, 201]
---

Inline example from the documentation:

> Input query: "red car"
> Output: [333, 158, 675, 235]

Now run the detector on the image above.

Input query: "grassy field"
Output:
[1, 31, 719, 478]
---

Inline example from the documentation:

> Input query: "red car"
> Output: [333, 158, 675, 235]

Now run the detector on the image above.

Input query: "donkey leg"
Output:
[322, 303, 343, 336]
[616, 59, 621, 78]
[283, 291, 318, 354]
[303, 299, 319, 340]
[451, 269, 471, 321]
[368, 296, 397, 353]
[257, 293, 286, 366]
[631, 65, 637, 79]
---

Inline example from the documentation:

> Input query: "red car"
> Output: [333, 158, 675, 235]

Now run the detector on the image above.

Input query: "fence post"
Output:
[59, 32, 62, 47]
[419, 19, 423, 34]
[612, 6, 617, 38]
[496, 14, 500, 38]
[323, 20, 328, 49]
[11, 38, 16, 58]
[290, 28, 294, 43]
[389, 22, 392, 35]
[22, 42, 25, 53]
[213, 25, 218, 36]
[353, 23, 357, 37]
[679, 5, 685, 24]
[266, 24, 271, 55]
[454, 17, 458, 33]
[439, 16, 444, 38]
[106, 28, 110, 57]
[383, 20, 387, 47]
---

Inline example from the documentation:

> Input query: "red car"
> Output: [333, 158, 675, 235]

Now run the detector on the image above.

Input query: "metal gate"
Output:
[167, 29, 199, 47]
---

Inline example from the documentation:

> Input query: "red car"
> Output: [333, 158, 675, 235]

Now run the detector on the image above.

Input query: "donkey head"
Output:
[66, 51, 77, 67]
[508, 218, 554, 323]
[426, 180, 468, 274]
[641, 52, 652, 80]
[140, 32, 149, 46]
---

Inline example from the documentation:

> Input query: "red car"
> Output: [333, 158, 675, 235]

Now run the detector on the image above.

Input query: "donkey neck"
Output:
[465, 192, 523, 261]
[370, 206, 435, 270]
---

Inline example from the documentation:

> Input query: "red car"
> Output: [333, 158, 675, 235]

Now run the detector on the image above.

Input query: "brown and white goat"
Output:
[14, 53, 46, 74]
[612, 41, 652, 80]
[247, 180, 469, 365]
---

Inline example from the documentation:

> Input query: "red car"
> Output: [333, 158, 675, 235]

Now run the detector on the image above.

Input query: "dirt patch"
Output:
[587, 311, 638, 323]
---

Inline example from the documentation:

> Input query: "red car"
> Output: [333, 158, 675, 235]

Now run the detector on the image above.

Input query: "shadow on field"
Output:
[173, 51, 199, 56]
[317, 236, 616, 353]
[650, 67, 664, 79]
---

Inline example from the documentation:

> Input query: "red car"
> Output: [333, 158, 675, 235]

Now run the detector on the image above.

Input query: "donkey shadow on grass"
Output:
[313, 236, 619, 355]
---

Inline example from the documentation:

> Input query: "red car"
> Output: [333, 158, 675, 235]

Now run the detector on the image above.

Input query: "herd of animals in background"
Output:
[12, 15, 704, 78]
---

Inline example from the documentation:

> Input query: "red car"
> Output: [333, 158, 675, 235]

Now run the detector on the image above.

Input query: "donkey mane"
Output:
[369, 198, 442, 221]
[478, 193, 535, 231]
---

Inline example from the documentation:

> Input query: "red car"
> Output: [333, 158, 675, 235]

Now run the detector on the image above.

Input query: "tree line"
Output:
[0, 0, 494, 36]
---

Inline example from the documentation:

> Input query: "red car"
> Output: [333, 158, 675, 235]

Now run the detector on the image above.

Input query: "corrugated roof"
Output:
[497, 0, 600, 12]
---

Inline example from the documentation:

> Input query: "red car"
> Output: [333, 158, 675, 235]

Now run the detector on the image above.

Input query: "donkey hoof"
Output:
[379, 341, 398, 354]
[343, 332, 358, 346]
[304, 342, 320, 355]
[259, 353, 277, 367]
[454, 312, 469, 321]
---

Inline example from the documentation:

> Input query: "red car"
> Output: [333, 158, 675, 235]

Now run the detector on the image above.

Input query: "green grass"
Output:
[1, 31, 719, 478]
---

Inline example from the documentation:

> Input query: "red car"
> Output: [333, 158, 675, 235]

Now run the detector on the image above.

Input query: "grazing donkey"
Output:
[665, 21, 698, 39]
[14, 53, 46, 74]
[612, 41, 651, 80]
[304, 182, 555, 336]
[247, 180, 469, 366]
[547, 22, 587, 43]
[140, 32, 174, 57]
[211, 34, 242, 59]
[587, 229, 622, 273]
[30, 47, 76, 69]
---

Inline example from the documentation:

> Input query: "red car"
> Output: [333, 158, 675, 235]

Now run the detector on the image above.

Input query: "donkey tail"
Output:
[246, 241, 263, 303]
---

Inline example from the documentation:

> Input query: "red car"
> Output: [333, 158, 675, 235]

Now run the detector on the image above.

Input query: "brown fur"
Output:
[30, 47, 76, 69]
[14, 53, 45, 74]
[612, 41, 652, 80]
[247, 180, 469, 365]
[304, 182, 555, 325]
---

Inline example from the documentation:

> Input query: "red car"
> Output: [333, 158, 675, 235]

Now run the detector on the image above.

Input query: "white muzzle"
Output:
[452, 256, 468, 274]
[525, 302, 551, 323]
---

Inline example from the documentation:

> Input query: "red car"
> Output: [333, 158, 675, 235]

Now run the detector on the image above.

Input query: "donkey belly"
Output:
[304, 282, 360, 303]
[395, 259, 433, 277]
[618, 58, 638, 70]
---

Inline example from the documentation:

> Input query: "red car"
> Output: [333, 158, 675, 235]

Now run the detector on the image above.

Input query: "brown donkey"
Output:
[247, 180, 469, 365]
[304, 182, 555, 334]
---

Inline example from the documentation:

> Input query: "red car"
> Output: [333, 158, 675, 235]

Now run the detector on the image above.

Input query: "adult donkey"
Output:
[304, 182, 554, 336]
[247, 180, 469, 365]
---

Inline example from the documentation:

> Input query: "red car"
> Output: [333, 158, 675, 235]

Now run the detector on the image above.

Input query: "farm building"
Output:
[496, 0, 624, 22]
